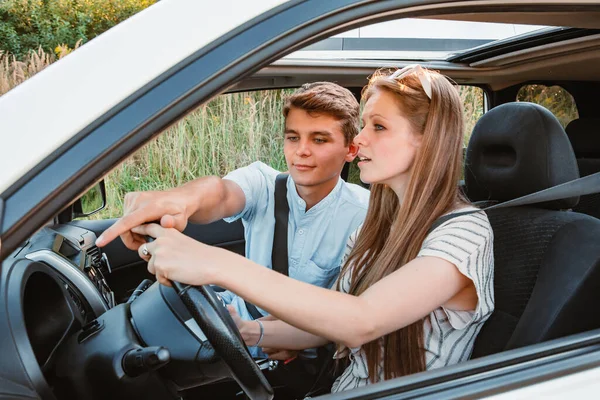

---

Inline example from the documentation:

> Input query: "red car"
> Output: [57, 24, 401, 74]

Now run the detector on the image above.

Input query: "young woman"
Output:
[132, 65, 494, 392]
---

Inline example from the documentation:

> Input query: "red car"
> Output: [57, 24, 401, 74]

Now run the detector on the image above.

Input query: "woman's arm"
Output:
[133, 224, 476, 349]
[229, 305, 329, 350]
[222, 254, 473, 348]
[243, 318, 329, 350]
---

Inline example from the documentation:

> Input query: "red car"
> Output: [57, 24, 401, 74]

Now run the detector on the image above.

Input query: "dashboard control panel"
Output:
[51, 226, 116, 310]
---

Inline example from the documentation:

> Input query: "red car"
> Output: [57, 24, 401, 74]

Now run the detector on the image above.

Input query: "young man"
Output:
[96, 82, 369, 356]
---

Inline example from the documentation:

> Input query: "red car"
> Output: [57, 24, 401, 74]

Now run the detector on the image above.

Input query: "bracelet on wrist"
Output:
[253, 319, 264, 347]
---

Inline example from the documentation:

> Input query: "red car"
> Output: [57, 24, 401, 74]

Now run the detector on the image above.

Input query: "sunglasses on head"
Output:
[389, 64, 432, 100]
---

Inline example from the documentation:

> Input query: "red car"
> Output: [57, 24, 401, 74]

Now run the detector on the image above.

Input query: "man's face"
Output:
[283, 107, 357, 188]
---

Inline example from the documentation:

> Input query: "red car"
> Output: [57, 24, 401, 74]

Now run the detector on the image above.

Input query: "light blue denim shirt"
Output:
[218, 161, 369, 355]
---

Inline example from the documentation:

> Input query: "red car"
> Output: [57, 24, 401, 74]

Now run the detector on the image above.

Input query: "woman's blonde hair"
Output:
[338, 67, 467, 381]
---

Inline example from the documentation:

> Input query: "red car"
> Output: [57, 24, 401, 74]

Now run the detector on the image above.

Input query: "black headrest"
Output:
[566, 118, 600, 157]
[465, 102, 579, 210]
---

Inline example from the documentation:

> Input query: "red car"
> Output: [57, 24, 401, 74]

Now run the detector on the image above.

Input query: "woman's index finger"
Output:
[96, 211, 151, 246]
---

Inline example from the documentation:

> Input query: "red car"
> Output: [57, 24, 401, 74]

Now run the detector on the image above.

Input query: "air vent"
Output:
[86, 245, 102, 268]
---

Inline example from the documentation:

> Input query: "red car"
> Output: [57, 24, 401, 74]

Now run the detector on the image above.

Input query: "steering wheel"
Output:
[172, 281, 273, 400]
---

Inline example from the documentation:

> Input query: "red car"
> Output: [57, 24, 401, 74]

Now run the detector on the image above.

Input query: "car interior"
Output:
[5, 6, 600, 400]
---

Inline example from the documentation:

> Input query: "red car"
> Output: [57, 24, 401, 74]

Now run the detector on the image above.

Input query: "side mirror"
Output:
[73, 180, 107, 218]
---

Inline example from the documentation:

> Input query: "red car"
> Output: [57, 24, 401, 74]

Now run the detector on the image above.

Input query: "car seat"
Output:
[464, 102, 600, 357]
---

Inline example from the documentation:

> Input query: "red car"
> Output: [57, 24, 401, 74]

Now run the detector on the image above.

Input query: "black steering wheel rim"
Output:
[172, 281, 273, 400]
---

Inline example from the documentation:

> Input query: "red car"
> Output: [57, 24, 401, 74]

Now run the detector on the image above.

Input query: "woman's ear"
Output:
[411, 132, 424, 148]
[345, 143, 359, 162]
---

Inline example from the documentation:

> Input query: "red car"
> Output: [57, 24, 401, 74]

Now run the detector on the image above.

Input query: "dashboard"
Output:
[5, 223, 237, 400]
[50, 225, 114, 309]
[7, 224, 116, 392]
[23, 225, 115, 318]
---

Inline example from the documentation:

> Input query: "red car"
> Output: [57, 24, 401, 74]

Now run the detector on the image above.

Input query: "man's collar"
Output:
[287, 177, 343, 214]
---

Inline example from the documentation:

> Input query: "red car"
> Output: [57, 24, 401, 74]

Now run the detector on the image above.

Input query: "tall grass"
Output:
[458, 85, 485, 147]
[98, 90, 292, 218]
[0, 42, 79, 95]
[0, 48, 53, 95]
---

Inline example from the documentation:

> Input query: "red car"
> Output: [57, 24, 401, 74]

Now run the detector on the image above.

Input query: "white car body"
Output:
[0, 0, 287, 195]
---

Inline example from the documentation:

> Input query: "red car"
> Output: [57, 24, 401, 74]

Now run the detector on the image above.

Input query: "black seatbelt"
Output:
[483, 170, 600, 209]
[430, 170, 600, 233]
[271, 173, 290, 276]
[245, 173, 289, 320]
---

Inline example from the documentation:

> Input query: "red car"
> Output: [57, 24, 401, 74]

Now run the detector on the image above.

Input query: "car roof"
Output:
[267, 13, 600, 90]
[0, 0, 288, 195]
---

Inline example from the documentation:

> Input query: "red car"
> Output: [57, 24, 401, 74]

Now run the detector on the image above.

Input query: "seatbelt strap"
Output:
[429, 170, 600, 233]
[272, 173, 290, 276]
[484, 170, 600, 210]
[245, 173, 290, 320]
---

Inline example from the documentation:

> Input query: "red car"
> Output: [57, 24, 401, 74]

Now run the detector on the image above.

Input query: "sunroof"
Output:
[284, 19, 553, 61]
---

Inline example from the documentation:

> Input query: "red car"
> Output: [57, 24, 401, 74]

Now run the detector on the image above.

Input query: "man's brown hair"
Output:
[283, 82, 360, 145]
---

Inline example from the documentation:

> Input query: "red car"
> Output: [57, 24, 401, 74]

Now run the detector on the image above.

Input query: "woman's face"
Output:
[355, 89, 423, 195]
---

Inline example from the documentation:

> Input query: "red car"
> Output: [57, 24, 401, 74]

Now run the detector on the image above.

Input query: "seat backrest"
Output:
[465, 102, 600, 358]
[566, 118, 600, 218]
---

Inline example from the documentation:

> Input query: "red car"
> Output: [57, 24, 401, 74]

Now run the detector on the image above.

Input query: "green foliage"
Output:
[517, 84, 579, 128]
[0, 0, 155, 58]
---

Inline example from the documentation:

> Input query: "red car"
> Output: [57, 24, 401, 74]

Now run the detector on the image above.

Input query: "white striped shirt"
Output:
[331, 207, 494, 392]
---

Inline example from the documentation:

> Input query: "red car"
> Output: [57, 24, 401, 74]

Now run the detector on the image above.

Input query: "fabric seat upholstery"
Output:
[566, 118, 600, 219]
[464, 102, 600, 358]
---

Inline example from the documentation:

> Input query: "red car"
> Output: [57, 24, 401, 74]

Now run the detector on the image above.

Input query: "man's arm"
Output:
[185, 176, 246, 224]
[96, 176, 245, 249]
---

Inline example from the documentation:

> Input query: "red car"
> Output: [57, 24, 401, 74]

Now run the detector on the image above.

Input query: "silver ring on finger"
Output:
[142, 243, 150, 256]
